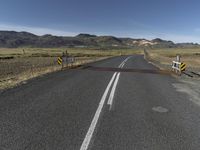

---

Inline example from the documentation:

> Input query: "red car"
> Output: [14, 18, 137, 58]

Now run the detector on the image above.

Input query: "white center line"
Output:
[80, 72, 117, 150]
[118, 62, 124, 68]
[80, 56, 132, 150]
[107, 56, 132, 109]
[106, 58, 127, 109]
[121, 63, 125, 68]
[107, 72, 121, 110]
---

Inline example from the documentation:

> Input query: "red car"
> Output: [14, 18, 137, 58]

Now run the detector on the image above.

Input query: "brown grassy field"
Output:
[146, 48, 200, 71]
[0, 48, 142, 58]
[0, 48, 142, 89]
[1, 47, 200, 89]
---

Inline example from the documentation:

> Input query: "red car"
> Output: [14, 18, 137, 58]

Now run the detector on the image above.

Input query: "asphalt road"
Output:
[0, 55, 200, 150]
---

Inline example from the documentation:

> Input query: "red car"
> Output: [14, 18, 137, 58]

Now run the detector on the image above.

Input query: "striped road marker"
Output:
[57, 57, 62, 65]
[180, 62, 186, 71]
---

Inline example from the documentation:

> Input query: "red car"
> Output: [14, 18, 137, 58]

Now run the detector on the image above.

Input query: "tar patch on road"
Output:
[82, 66, 173, 76]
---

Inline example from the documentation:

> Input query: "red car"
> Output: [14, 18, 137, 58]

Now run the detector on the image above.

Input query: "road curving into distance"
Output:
[0, 55, 200, 150]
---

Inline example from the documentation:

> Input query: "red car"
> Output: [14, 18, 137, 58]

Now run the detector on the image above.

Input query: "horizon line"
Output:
[0, 23, 199, 44]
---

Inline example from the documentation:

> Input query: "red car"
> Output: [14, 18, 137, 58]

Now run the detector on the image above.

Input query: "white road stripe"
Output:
[80, 72, 117, 150]
[118, 56, 131, 68]
[107, 56, 131, 109]
[118, 62, 124, 68]
[107, 72, 121, 110]
[121, 63, 125, 68]
[80, 56, 132, 150]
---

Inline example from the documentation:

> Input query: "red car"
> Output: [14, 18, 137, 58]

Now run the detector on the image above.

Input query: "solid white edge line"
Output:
[80, 72, 117, 150]
[107, 72, 121, 110]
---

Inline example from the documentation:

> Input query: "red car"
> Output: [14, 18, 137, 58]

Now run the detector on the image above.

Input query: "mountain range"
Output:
[0, 31, 199, 48]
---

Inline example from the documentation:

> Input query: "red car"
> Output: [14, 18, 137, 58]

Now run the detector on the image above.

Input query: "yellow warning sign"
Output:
[180, 62, 186, 71]
[57, 57, 62, 65]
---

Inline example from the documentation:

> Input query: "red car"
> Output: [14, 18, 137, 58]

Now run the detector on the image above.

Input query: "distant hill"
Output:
[0, 31, 199, 48]
[76, 33, 97, 38]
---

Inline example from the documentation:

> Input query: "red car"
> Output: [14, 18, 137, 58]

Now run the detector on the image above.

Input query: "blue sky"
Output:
[0, 0, 200, 43]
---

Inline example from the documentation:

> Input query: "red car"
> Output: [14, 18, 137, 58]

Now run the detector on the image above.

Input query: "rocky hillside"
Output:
[0, 31, 199, 48]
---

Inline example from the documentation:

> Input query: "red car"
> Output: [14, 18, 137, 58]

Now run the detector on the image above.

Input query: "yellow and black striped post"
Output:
[57, 57, 63, 66]
[180, 62, 186, 72]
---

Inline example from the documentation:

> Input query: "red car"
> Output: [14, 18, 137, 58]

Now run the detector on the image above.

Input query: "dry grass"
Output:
[147, 48, 200, 69]
[0, 48, 142, 58]
[0, 56, 107, 90]
[0, 48, 142, 90]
